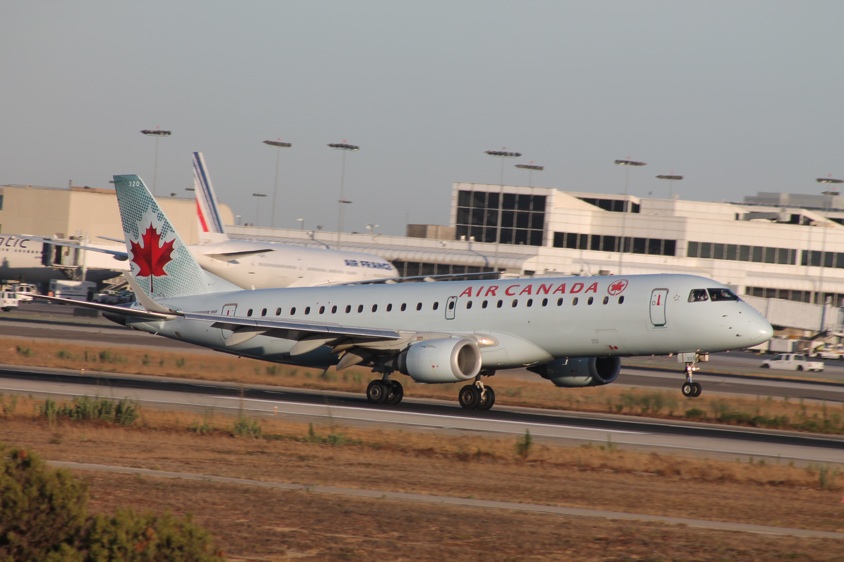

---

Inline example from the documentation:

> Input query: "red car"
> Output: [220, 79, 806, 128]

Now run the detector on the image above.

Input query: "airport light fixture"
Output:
[141, 128, 172, 196]
[263, 139, 293, 228]
[515, 162, 544, 187]
[485, 148, 521, 273]
[814, 176, 843, 314]
[614, 158, 647, 275]
[252, 192, 267, 226]
[656, 174, 683, 199]
[329, 142, 360, 250]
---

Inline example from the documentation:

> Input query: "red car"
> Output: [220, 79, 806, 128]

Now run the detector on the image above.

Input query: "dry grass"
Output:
[2, 394, 844, 561]
[4, 336, 844, 435]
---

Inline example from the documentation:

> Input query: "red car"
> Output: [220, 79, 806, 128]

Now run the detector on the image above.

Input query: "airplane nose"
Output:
[745, 314, 773, 346]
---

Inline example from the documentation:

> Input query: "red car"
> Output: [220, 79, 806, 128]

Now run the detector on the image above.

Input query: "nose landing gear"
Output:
[679, 352, 707, 397]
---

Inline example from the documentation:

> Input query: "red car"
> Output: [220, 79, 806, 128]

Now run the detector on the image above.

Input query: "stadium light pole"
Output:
[262, 139, 293, 229]
[328, 142, 359, 250]
[614, 159, 647, 274]
[515, 162, 544, 187]
[816, 177, 843, 319]
[141, 128, 172, 196]
[252, 192, 267, 226]
[485, 149, 521, 274]
[656, 174, 683, 199]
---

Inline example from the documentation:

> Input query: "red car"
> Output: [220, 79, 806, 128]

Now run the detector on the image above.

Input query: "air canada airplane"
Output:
[190, 152, 398, 287]
[39, 174, 773, 409]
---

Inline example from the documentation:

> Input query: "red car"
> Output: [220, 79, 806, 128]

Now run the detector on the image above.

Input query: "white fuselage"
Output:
[123, 273, 773, 371]
[192, 240, 398, 288]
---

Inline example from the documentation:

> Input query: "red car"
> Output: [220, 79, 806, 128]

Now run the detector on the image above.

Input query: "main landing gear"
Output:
[679, 352, 706, 398]
[364, 373, 497, 410]
[458, 375, 496, 411]
[366, 377, 404, 405]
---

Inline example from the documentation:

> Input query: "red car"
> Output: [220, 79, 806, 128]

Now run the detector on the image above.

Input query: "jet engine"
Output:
[528, 356, 621, 388]
[398, 338, 482, 384]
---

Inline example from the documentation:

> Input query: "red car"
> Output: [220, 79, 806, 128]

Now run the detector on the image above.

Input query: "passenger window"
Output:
[512, 299, 518, 307]
[618, 296, 625, 304]
[387, 303, 393, 312]
[304, 306, 311, 315]
[466, 301, 473, 310]
[345, 305, 351, 313]
[261, 308, 267, 316]
[358, 304, 364, 313]
[482, 300, 488, 309]
[572, 297, 579, 305]
[275, 308, 281, 316]
[542, 298, 548, 307]
[401, 303, 407, 312]
[708, 288, 739, 301]
[527, 298, 533, 307]
[416, 303, 422, 311]
[497, 300, 503, 308]
[319, 306, 325, 314]
[448, 301, 455, 310]
[290, 307, 296, 315]
[602, 296, 609, 305]
[587, 297, 593, 305]
[689, 289, 709, 302]
[432, 302, 439, 311]
[331, 305, 337, 314]
[247, 309, 253, 317]
[372, 304, 378, 312]
[556, 298, 563, 306]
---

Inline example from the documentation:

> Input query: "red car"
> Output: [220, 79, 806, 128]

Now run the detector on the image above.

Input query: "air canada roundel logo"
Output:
[607, 279, 629, 296]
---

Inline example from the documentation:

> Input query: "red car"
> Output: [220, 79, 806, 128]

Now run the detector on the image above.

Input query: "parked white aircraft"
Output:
[14, 153, 397, 290]
[40, 174, 773, 408]
[190, 152, 398, 287]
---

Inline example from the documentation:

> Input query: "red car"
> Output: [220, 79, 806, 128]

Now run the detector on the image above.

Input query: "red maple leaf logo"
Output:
[129, 224, 175, 292]
[608, 279, 629, 296]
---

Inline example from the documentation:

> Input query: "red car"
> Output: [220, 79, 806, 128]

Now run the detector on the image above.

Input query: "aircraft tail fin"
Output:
[192, 152, 229, 244]
[113, 174, 237, 299]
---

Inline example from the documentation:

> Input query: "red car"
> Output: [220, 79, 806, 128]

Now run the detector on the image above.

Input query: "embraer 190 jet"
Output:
[41, 174, 773, 410]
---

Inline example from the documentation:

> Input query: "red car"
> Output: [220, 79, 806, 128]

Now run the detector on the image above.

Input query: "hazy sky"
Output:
[3, 1, 843, 235]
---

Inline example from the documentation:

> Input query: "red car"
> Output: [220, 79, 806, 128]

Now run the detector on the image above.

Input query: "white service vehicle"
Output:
[760, 353, 824, 372]
[0, 291, 20, 311]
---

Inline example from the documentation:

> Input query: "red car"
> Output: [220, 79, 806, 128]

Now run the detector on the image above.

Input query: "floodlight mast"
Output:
[614, 159, 647, 275]
[515, 162, 544, 187]
[815, 176, 843, 315]
[141, 128, 172, 196]
[252, 192, 267, 226]
[262, 139, 293, 228]
[329, 142, 360, 250]
[656, 174, 683, 198]
[485, 149, 522, 274]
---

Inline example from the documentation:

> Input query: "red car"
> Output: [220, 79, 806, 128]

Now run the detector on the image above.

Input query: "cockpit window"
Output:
[708, 288, 739, 301]
[688, 289, 709, 302]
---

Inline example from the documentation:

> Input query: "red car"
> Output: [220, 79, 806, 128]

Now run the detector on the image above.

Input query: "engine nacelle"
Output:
[528, 356, 621, 388]
[399, 338, 482, 384]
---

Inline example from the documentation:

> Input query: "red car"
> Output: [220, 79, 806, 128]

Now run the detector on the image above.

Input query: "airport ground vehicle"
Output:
[760, 353, 824, 372]
[0, 291, 20, 311]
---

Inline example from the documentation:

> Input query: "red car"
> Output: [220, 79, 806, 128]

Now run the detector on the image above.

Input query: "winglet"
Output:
[192, 152, 229, 244]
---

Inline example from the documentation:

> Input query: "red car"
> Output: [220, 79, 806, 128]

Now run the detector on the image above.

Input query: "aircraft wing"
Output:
[32, 294, 173, 320]
[201, 249, 277, 262]
[181, 311, 403, 349]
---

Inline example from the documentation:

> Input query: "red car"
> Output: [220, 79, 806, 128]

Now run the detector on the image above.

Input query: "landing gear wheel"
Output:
[384, 380, 404, 405]
[366, 380, 388, 404]
[682, 381, 703, 398]
[458, 384, 481, 409]
[478, 386, 496, 411]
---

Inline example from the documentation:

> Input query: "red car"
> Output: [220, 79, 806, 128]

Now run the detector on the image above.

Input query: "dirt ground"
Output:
[4, 410, 844, 561]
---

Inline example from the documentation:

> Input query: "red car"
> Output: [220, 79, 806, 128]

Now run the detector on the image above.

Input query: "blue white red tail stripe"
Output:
[192, 152, 225, 235]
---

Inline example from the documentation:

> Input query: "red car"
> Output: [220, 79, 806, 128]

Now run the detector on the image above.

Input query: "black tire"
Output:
[478, 387, 496, 411]
[691, 382, 702, 397]
[366, 380, 388, 404]
[458, 385, 481, 409]
[681, 382, 694, 397]
[384, 380, 404, 405]
[761, 364, 770, 368]
[797, 365, 804, 371]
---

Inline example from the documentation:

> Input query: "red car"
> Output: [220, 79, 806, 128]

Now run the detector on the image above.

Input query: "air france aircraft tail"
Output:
[192, 152, 229, 244]
[112, 174, 239, 299]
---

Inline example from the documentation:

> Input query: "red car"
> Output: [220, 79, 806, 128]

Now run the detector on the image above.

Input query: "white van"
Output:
[0, 291, 20, 311]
